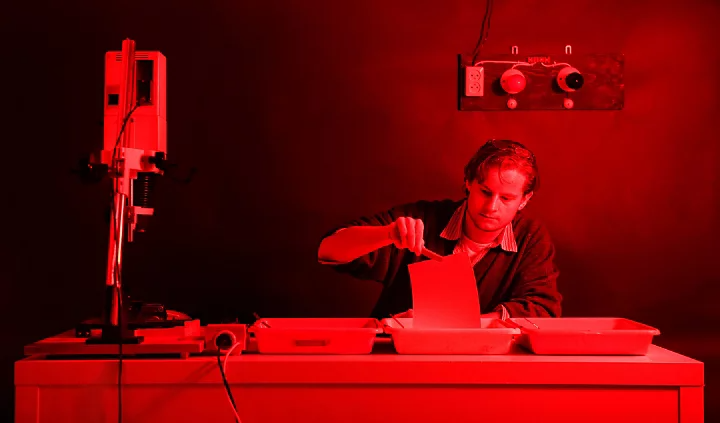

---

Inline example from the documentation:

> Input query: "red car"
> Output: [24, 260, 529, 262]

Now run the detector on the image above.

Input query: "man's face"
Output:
[465, 166, 532, 235]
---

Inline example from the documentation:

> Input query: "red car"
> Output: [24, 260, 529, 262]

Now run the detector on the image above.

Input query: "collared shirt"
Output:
[439, 200, 516, 319]
[440, 200, 518, 253]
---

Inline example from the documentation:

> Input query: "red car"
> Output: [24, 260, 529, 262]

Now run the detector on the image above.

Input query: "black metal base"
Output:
[84, 284, 144, 345]
[76, 318, 187, 337]
[85, 325, 144, 345]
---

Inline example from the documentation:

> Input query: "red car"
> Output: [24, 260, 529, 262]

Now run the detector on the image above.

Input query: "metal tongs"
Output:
[523, 317, 540, 329]
[504, 317, 540, 329]
[421, 247, 444, 262]
[389, 313, 406, 328]
[253, 312, 271, 328]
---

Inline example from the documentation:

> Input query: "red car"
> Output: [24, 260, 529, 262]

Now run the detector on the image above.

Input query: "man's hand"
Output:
[387, 217, 425, 256]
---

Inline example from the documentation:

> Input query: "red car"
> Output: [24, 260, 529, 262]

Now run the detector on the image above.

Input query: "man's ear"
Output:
[519, 192, 533, 210]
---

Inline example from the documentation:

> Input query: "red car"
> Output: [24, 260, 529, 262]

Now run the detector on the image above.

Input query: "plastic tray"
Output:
[249, 318, 382, 354]
[381, 317, 521, 355]
[509, 317, 661, 355]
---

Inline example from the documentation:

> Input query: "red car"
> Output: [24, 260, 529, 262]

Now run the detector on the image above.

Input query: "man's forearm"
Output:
[318, 225, 393, 263]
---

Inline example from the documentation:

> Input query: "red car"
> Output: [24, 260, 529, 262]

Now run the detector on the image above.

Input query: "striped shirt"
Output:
[440, 200, 518, 255]
[440, 200, 516, 320]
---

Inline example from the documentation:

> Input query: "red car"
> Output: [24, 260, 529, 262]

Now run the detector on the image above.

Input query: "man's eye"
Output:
[501, 197, 510, 201]
[482, 190, 491, 195]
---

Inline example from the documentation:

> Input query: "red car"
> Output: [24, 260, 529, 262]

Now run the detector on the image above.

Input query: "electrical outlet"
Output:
[204, 324, 247, 353]
[465, 66, 484, 96]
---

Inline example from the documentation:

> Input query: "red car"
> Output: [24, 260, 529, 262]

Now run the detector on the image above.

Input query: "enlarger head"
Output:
[102, 50, 167, 159]
[99, 48, 168, 236]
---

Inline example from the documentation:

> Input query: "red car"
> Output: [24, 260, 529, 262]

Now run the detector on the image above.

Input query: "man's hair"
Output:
[463, 139, 539, 196]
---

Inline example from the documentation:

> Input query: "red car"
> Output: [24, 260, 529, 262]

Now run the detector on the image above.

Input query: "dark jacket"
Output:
[322, 199, 562, 318]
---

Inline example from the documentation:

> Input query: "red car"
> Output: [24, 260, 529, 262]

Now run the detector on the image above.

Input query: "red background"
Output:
[2, 0, 719, 419]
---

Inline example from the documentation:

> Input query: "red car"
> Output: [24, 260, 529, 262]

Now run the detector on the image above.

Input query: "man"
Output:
[317, 139, 562, 320]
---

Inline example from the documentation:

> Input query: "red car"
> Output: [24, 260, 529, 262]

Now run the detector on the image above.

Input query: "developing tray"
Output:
[381, 317, 521, 355]
[509, 317, 660, 355]
[249, 318, 382, 354]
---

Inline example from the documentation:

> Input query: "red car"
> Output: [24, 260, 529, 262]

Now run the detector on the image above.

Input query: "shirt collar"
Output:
[439, 200, 518, 252]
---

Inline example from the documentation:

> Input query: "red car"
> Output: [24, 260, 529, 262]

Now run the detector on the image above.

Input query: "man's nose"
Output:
[485, 196, 500, 212]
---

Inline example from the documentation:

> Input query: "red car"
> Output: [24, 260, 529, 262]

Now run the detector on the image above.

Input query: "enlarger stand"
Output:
[85, 38, 167, 345]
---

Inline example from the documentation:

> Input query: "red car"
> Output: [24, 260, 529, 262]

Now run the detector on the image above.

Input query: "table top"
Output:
[16, 340, 703, 387]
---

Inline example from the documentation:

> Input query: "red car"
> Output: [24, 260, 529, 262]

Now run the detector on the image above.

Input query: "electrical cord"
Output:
[471, 0, 495, 64]
[217, 343, 243, 423]
[218, 352, 238, 411]
[117, 283, 123, 423]
[110, 103, 140, 423]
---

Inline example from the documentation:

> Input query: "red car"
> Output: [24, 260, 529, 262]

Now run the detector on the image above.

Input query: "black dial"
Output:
[566, 72, 584, 90]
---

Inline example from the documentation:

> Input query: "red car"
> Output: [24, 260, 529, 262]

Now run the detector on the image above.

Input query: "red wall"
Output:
[2, 0, 719, 418]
